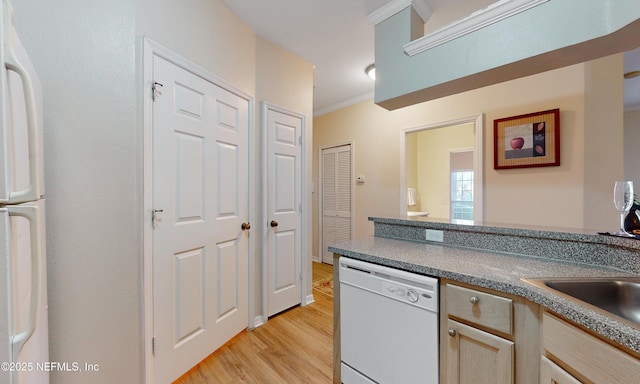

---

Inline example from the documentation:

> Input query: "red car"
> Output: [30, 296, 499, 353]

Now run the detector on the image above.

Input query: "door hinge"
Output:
[152, 336, 156, 355]
[152, 81, 164, 101]
[300, 271, 303, 281]
[298, 136, 302, 146]
[152, 209, 164, 228]
[299, 203, 303, 213]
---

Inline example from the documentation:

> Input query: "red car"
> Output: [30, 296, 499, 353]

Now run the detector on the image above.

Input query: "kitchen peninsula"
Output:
[330, 217, 640, 384]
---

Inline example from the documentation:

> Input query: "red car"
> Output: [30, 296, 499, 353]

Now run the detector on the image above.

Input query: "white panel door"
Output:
[152, 56, 249, 383]
[321, 145, 352, 265]
[266, 106, 302, 317]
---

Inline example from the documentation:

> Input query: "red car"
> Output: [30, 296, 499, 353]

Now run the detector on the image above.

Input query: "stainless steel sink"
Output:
[523, 277, 640, 327]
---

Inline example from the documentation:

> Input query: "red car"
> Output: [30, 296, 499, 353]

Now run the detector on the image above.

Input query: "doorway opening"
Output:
[401, 114, 484, 222]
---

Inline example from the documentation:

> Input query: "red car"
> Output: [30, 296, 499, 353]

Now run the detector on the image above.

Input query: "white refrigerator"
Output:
[0, 1, 49, 384]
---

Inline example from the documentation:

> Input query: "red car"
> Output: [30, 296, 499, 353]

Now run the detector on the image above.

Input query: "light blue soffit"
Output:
[374, 0, 640, 110]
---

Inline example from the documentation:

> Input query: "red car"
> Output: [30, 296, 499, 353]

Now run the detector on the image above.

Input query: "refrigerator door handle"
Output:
[4, 15, 42, 204]
[8, 205, 41, 361]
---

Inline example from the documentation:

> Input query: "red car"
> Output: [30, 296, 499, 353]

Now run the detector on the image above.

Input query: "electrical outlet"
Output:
[425, 229, 444, 242]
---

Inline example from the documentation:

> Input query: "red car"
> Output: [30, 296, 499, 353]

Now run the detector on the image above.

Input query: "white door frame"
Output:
[317, 142, 355, 264]
[259, 102, 309, 324]
[400, 114, 484, 221]
[142, 38, 255, 384]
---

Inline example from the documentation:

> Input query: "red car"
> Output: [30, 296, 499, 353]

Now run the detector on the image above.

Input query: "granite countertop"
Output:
[373, 216, 640, 255]
[329, 236, 640, 354]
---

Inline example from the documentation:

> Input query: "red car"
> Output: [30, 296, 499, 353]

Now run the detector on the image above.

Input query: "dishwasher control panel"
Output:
[380, 281, 435, 309]
[339, 257, 438, 312]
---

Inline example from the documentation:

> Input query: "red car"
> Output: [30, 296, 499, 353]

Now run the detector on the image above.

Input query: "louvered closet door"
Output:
[321, 144, 352, 265]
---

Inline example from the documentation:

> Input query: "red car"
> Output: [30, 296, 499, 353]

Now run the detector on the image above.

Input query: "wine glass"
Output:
[613, 181, 635, 237]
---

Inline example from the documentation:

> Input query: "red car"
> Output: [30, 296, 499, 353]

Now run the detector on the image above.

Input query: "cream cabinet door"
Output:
[540, 356, 582, 384]
[446, 319, 514, 384]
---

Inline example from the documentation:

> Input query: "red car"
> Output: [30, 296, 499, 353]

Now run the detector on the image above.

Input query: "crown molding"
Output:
[313, 92, 374, 117]
[368, 0, 432, 26]
[404, 0, 549, 56]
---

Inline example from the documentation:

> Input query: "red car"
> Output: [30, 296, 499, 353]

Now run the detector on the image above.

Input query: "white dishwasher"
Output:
[339, 257, 439, 384]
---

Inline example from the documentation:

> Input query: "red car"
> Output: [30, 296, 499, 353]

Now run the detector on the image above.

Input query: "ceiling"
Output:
[222, 0, 640, 116]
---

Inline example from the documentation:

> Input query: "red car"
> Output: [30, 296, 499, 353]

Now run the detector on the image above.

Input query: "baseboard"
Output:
[251, 315, 266, 329]
[304, 294, 315, 306]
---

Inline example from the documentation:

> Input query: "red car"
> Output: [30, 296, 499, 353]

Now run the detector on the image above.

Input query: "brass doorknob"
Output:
[241, 222, 251, 230]
[270, 220, 279, 228]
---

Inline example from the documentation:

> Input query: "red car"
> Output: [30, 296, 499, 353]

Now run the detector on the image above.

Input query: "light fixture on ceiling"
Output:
[624, 70, 640, 79]
[365, 64, 376, 81]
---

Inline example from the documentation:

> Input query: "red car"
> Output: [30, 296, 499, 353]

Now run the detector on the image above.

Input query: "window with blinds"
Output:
[450, 151, 474, 220]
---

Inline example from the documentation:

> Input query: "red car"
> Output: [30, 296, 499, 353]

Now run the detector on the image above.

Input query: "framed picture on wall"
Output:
[493, 108, 560, 169]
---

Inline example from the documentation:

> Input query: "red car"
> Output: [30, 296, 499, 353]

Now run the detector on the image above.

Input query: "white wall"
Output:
[11, 1, 140, 383]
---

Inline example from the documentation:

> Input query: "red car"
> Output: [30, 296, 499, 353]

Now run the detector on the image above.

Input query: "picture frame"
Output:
[493, 108, 560, 169]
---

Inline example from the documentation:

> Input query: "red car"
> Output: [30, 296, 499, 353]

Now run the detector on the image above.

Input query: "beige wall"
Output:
[406, 133, 418, 209]
[313, 55, 624, 258]
[583, 55, 625, 228]
[136, 0, 256, 95]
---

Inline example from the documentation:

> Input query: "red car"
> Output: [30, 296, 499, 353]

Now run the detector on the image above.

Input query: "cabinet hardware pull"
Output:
[469, 296, 479, 305]
[448, 329, 457, 337]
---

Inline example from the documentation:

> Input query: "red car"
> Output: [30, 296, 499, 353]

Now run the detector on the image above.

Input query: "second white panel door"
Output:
[265, 105, 303, 318]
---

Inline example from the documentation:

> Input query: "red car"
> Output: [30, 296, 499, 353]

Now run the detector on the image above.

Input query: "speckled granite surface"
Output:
[372, 216, 640, 274]
[329, 219, 640, 354]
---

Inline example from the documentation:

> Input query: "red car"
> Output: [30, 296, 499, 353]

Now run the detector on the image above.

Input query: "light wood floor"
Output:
[173, 261, 334, 384]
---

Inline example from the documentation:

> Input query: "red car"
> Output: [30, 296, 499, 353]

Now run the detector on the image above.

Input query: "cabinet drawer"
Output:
[445, 284, 513, 335]
[543, 312, 640, 384]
